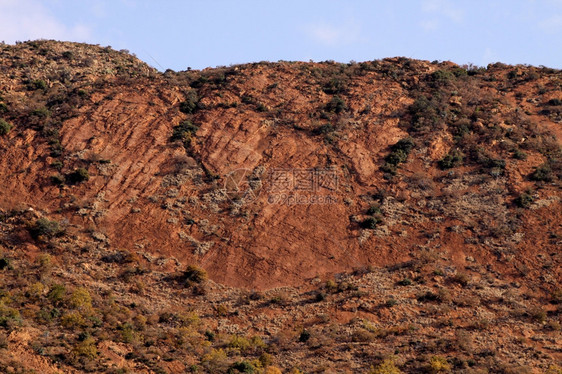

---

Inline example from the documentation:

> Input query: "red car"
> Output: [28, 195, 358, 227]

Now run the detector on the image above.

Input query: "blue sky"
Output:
[1, 0, 561, 71]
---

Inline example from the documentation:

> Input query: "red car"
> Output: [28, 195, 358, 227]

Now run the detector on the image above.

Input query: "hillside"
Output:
[0, 40, 560, 373]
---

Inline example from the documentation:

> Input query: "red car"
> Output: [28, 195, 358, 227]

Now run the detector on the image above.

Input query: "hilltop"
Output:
[0, 40, 560, 373]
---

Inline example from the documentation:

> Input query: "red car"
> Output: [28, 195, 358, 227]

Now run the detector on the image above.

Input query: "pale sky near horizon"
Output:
[0, 0, 561, 71]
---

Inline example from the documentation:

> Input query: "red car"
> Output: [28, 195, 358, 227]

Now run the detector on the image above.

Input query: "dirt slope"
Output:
[0, 40, 560, 373]
[0, 42, 560, 290]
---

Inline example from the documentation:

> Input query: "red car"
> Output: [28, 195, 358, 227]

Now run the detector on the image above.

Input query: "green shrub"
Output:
[547, 98, 562, 106]
[351, 328, 377, 343]
[450, 118, 472, 139]
[323, 77, 347, 94]
[380, 162, 398, 176]
[439, 150, 463, 169]
[312, 123, 335, 135]
[513, 149, 527, 160]
[315, 291, 327, 302]
[361, 217, 379, 229]
[48, 284, 67, 304]
[409, 96, 441, 131]
[201, 348, 228, 372]
[428, 356, 450, 373]
[0, 332, 7, 349]
[381, 137, 415, 175]
[450, 272, 470, 287]
[66, 168, 89, 184]
[0, 303, 22, 327]
[183, 265, 208, 286]
[507, 70, 518, 79]
[367, 205, 381, 216]
[369, 358, 402, 374]
[0, 119, 12, 135]
[531, 307, 547, 323]
[205, 330, 216, 342]
[171, 121, 199, 146]
[514, 192, 534, 208]
[385, 298, 398, 307]
[485, 158, 506, 170]
[50, 140, 63, 157]
[50, 160, 64, 170]
[30, 107, 50, 118]
[228, 361, 256, 374]
[530, 163, 553, 181]
[61, 311, 86, 328]
[451, 67, 468, 77]
[417, 291, 440, 303]
[431, 70, 454, 85]
[325, 96, 347, 113]
[50, 174, 65, 186]
[298, 329, 311, 342]
[393, 137, 415, 153]
[228, 335, 251, 352]
[0, 102, 7, 113]
[190, 75, 210, 88]
[29, 218, 63, 239]
[386, 148, 410, 165]
[387, 149, 410, 165]
[179, 91, 199, 114]
[69, 287, 92, 309]
[472, 149, 506, 174]
[551, 289, 562, 304]
[397, 278, 412, 286]
[241, 95, 255, 105]
[72, 337, 98, 359]
[28, 79, 47, 90]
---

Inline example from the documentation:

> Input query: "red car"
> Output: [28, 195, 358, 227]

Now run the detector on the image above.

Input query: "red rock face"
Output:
[0, 41, 560, 290]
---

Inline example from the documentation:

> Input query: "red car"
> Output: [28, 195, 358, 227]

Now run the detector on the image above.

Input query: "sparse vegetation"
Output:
[430, 70, 454, 85]
[0, 42, 559, 374]
[398, 278, 412, 286]
[0, 119, 12, 135]
[183, 264, 208, 286]
[66, 167, 89, 184]
[409, 96, 441, 131]
[28, 218, 63, 239]
[369, 359, 402, 374]
[438, 149, 463, 169]
[179, 90, 200, 114]
[361, 217, 380, 229]
[30, 107, 51, 118]
[514, 191, 534, 208]
[367, 204, 381, 216]
[381, 137, 415, 175]
[28, 79, 47, 91]
[427, 356, 451, 373]
[50, 174, 65, 185]
[325, 95, 347, 113]
[530, 163, 553, 182]
[171, 120, 199, 147]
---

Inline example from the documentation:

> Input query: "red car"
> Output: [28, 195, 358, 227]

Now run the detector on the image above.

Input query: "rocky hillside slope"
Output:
[0, 40, 560, 373]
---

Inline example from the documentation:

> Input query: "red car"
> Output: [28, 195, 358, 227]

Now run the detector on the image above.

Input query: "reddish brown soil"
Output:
[0, 43, 560, 291]
[0, 40, 560, 374]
